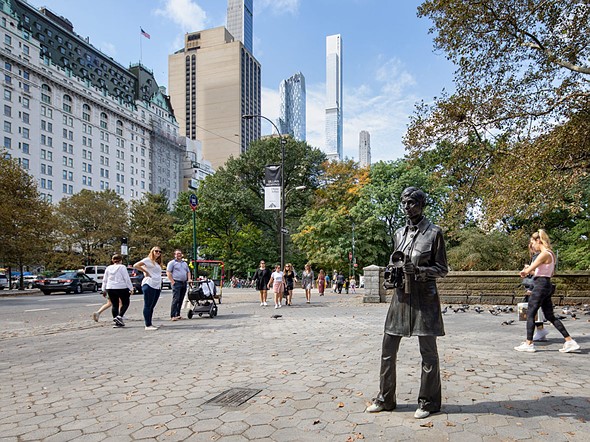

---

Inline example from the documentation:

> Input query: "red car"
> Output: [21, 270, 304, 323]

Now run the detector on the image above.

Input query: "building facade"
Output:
[226, 0, 253, 54]
[277, 72, 305, 141]
[359, 130, 370, 167]
[0, 0, 186, 205]
[325, 34, 342, 161]
[168, 27, 261, 170]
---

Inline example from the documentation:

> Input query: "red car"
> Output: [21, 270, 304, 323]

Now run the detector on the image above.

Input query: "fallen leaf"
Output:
[420, 421, 433, 428]
[337, 402, 345, 408]
[445, 421, 456, 427]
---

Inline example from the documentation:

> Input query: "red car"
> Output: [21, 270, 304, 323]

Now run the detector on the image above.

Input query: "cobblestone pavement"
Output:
[1, 288, 589, 441]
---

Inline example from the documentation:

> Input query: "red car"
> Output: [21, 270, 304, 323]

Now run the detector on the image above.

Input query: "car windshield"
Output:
[57, 272, 77, 279]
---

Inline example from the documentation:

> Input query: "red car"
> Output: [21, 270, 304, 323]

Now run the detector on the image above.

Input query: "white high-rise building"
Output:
[278, 72, 306, 141]
[0, 0, 186, 205]
[226, 0, 253, 53]
[325, 34, 342, 160]
[359, 131, 371, 167]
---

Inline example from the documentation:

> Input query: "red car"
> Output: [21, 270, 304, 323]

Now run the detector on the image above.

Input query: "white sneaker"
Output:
[559, 340, 580, 353]
[274, 305, 278, 309]
[414, 408, 430, 419]
[533, 328, 549, 341]
[263, 302, 268, 306]
[365, 403, 384, 413]
[260, 302, 264, 306]
[145, 325, 159, 330]
[277, 303, 281, 308]
[92, 312, 99, 322]
[514, 342, 536, 352]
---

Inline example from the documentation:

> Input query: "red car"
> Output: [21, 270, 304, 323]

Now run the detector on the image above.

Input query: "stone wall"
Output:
[362, 266, 590, 306]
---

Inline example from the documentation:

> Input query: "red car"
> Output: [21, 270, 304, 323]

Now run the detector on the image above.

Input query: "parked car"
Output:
[127, 267, 144, 294]
[161, 271, 171, 290]
[32, 275, 47, 289]
[0, 274, 8, 290]
[83, 265, 107, 289]
[39, 272, 98, 295]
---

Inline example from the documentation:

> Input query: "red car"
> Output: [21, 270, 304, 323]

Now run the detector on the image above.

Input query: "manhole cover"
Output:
[205, 388, 262, 407]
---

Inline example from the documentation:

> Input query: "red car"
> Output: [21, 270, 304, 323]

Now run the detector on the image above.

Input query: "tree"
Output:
[56, 190, 127, 265]
[0, 156, 55, 285]
[129, 192, 176, 263]
[405, 1, 590, 222]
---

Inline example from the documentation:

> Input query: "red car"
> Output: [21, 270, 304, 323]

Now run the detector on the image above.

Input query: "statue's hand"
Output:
[403, 261, 416, 274]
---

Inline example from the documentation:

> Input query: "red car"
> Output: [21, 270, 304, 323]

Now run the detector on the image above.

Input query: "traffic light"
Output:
[121, 237, 128, 245]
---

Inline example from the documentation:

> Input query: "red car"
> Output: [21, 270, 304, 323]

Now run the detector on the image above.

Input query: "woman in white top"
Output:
[267, 264, 284, 309]
[134, 247, 163, 330]
[102, 254, 134, 328]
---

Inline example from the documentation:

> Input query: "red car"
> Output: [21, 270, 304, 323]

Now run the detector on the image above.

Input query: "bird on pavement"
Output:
[501, 320, 515, 325]
[474, 306, 484, 314]
[271, 314, 282, 319]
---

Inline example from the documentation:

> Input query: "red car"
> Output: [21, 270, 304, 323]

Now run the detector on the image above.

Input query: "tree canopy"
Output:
[405, 0, 590, 223]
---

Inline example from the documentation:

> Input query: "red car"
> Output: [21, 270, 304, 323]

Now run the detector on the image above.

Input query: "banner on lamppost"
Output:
[264, 165, 281, 187]
[265, 186, 281, 210]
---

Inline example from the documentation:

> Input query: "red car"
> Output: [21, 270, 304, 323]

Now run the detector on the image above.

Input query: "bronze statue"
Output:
[366, 187, 448, 419]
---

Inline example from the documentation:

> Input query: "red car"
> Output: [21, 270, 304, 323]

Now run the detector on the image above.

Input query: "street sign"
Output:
[280, 227, 289, 234]
[121, 245, 128, 256]
[189, 193, 198, 210]
[264, 186, 281, 210]
[348, 251, 353, 262]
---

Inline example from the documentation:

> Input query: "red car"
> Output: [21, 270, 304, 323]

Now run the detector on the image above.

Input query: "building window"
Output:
[3, 137, 10, 149]
[4, 104, 11, 116]
[20, 158, 29, 169]
[63, 115, 73, 127]
[41, 84, 51, 104]
[116, 120, 123, 136]
[21, 127, 29, 139]
[4, 34, 12, 45]
[22, 143, 29, 154]
[41, 120, 53, 132]
[22, 112, 29, 123]
[62, 94, 72, 113]
[22, 97, 29, 108]
[82, 103, 91, 122]
[4, 121, 11, 133]
[41, 106, 52, 118]
[100, 112, 108, 129]
[3, 89, 11, 101]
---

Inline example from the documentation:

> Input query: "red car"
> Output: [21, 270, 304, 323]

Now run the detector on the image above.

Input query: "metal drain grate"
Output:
[205, 388, 262, 407]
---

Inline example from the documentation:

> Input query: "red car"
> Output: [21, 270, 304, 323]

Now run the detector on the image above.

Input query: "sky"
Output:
[28, 0, 457, 163]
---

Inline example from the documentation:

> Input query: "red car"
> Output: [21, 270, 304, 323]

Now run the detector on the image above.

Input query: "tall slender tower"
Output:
[227, 0, 253, 53]
[359, 131, 371, 167]
[278, 72, 306, 141]
[325, 34, 343, 160]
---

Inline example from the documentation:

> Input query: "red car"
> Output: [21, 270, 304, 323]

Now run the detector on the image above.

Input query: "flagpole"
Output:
[139, 27, 142, 65]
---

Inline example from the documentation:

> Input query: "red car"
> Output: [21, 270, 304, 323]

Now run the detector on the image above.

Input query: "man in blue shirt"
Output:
[166, 249, 192, 321]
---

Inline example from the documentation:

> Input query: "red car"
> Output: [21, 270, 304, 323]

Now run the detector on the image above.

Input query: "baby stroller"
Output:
[187, 278, 218, 319]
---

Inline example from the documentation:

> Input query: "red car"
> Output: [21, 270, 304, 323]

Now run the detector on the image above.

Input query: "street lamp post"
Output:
[242, 114, 287, 268]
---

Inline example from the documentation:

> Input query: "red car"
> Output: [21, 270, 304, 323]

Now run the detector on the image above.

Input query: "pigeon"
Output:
[271, 314, 282, 319]
[489, 309, 501, 316]
[453, 307, 466, 313]
[474, 306, 484, 314]
[441, 306, 448, 314]
[501, 320, 515, 325]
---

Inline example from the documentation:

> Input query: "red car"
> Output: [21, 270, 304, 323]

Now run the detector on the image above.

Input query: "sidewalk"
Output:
[0, 288, 588, 441]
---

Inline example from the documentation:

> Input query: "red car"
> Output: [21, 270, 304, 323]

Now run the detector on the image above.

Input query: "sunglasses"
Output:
[154, 250, 162, 253]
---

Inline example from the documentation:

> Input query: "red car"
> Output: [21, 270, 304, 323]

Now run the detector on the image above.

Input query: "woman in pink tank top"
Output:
[514, 230, 580, 353]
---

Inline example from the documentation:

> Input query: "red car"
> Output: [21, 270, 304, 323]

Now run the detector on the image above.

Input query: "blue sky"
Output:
[30, 0, 456, 163]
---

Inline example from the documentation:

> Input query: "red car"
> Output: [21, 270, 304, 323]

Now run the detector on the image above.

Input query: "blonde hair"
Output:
[148, 247, 162, 264]
[531, 229, 552, 250]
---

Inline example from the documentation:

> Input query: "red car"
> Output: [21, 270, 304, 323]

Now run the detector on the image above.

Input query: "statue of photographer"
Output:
[366, 187, 448, 419]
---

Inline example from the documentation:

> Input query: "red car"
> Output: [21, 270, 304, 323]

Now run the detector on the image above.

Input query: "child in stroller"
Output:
[187, 278, 218, 318]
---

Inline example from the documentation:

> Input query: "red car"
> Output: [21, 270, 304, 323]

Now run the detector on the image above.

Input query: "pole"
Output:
[352, 221, 356, 280]
[241, 114, 285, 268]
[192, 209, 197, 281]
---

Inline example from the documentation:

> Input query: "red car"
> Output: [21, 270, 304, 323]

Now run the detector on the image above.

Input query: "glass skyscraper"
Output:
[325, 34, 343, 160]
[278, 72, 306, 141]
[226, 0, 253, 53]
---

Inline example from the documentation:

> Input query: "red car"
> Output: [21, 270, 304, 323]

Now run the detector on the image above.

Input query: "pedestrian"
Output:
[515, 230, 580, 353]
[283, 263, 298, 306]
[350, 277, 356, 293]
[301, 264, 314, 303]
[134, 247, 163, 330]
[332, 270, 338, 293]
[523, 242, 549, 342]
[317, 269, 326, 296]
[336, 272, 345, 294]
[101, 254, 134, 328]
[252, 260, 272, 306]
[267, 264, 284, 309]
[166, 249, 192, 321]
[344, 277, 350, 294]
[366, 187, 448, 419]
[92, 295, 112, 322]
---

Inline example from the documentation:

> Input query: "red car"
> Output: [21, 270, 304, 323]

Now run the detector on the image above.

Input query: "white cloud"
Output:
[99, 42, 117, 58]
[154, 0, 208, 32]
[258, 0, 300, 15]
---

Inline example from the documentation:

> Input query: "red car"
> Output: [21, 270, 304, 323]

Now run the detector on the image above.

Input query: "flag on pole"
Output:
[140, 28, 151, 39]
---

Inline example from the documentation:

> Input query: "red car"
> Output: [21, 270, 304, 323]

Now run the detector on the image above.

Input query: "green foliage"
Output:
[129, 192, 176, 263]
[55, 189, 128, 265]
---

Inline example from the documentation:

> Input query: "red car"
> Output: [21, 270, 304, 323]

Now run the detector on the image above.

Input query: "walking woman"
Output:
[317, 269, 326, 296]
[301, 264, 314, 303]
[267, 264, 284, 309]
[134, 247, 163, 330]
[102, 254, 133, 328]
[252, 260, 272, 306]
[515, 230, 580, 353]
[283, 263, 298, 306]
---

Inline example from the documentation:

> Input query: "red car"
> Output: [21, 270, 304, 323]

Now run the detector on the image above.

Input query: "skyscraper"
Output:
[278, 72, 306, 141]
[325, 34, 343, 160]
[226, 0, 253, 53]
[168, 27, 261, 169]
[359, 131, 371, 167]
